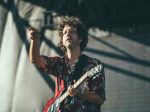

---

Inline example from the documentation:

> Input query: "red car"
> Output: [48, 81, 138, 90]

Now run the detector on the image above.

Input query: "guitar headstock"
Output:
[86, 64, 102, 77]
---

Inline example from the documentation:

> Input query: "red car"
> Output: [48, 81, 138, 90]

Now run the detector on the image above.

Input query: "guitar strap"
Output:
[72, 54, 88, 82]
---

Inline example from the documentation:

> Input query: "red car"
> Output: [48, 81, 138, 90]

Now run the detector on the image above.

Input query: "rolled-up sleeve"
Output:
[88, 63, 105, 100]
[39, 55, 62, 76]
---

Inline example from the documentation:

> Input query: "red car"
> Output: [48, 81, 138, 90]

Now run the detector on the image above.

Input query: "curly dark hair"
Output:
[57, 16, 88, 53]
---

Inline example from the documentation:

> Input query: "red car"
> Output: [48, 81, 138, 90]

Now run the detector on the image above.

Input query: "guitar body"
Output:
[43, 88, 64, 112]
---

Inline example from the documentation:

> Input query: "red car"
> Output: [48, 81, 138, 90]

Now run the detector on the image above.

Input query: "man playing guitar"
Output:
[28, 16, 105, 112]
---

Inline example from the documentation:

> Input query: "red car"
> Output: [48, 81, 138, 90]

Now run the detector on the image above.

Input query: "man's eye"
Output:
[70, 30, 74, 33]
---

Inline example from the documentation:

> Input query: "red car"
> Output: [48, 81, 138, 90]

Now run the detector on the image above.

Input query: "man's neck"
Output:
[66, 48, 81, 65]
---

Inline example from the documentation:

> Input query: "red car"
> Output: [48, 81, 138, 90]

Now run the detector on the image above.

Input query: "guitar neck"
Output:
[59, 64, 102, 103]
[59, 72, 88, 103]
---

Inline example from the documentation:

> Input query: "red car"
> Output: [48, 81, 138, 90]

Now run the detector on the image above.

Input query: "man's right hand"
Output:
[28, 27, 39, 40]
[28, 26, 44, 66]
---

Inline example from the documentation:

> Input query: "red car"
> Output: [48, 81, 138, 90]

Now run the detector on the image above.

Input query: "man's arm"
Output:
[28, 27, 45, 68]
[68, 62, 105, 105]
[79, 91, 104, 105]
[28, 27, 63, 76]
[68, 86, 104, 105]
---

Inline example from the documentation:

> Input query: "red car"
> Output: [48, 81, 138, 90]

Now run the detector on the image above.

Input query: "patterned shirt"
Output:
[40, 54, 105, 112]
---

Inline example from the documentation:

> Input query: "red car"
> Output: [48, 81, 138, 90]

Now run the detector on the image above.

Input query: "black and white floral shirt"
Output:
[40, 54, 105, 112]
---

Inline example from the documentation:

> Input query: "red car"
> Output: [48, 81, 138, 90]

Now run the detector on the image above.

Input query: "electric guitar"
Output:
[43, 64, 103, 112]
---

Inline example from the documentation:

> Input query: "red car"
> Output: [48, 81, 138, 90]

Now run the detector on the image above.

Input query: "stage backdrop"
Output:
[0, 0, 150, 112]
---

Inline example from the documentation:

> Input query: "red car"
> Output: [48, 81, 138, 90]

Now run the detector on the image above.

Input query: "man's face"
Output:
[62, 25, 80, 50]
